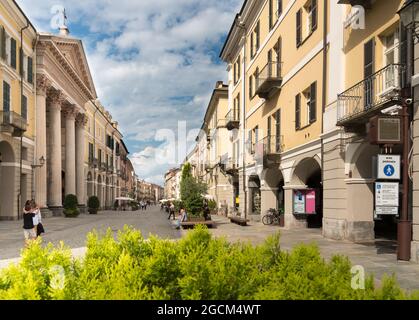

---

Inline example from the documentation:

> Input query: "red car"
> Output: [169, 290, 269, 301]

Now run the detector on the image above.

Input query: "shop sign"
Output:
[293, 190, 306, 214]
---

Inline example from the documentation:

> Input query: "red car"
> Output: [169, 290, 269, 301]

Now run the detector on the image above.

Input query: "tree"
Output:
[180, 163, 207, 216]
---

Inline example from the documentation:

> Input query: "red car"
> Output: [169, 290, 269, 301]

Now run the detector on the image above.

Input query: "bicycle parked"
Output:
[262, 208, 283, 225]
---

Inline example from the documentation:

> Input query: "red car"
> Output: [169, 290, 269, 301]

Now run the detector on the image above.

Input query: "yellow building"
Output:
[323, 1, 413, 245]
[0, 0, 37, 220]
[221, 0, 326, 226]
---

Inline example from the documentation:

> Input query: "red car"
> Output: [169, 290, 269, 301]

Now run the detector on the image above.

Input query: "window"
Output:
[249, 76, 253, 99]
[27, 57, 33, 84]
[295, 94, 301, 130]
[309, 82, 317, 123]
[22, 147, 28, 161]
[296, 9, 302, 47]
[89, 143, 94, 162]
[383, 29, 400, 90]
[269, 0, 283, 30]
[251, 21, 260, 58]
[297, 0, 317, 48]
[3, 81, 10, 112]
[10, 38, 16, 69]
[275, 110, 281, 152]
[0, 26, 6, 61]
[21, 95, 27, 121]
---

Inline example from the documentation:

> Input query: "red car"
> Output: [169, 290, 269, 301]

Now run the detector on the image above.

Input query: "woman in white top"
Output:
[31, 200, 44, 237]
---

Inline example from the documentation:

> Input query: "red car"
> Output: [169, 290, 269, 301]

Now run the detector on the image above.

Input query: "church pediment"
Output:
[51, 37, 97, 99]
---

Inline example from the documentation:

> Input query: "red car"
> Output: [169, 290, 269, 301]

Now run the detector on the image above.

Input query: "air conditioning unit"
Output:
[369, 115, 402, 145]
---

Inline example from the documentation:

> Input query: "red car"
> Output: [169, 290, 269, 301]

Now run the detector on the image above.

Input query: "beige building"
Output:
[220, 0, 326, 226]
[164, 168, 180, 200]
[0, 0, 37, 220]
[191, 81, 235, 214]
[85, 99, 124, 209]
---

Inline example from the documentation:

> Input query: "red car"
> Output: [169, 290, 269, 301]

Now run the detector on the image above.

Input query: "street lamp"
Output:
[31, 156, 46, 169]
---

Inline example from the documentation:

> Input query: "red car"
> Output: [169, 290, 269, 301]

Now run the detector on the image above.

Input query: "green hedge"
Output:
[0, 226, 418, 300]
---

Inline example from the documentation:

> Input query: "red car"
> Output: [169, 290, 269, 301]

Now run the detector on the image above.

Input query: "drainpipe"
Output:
[321, 0, 327, 223]
[236, 17, 247, 220]
[18, 19, 30, 220]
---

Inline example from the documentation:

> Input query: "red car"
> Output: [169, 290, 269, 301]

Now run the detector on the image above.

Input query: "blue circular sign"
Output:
[384, 164, 395, 177]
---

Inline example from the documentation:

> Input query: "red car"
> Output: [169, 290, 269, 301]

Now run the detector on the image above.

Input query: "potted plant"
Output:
[64, 194, 80, 218]
[88, 196, 100, 215]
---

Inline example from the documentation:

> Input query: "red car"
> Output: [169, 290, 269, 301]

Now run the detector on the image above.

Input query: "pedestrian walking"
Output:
[168, 202, 176, 220]
[23, 200, 36, 246]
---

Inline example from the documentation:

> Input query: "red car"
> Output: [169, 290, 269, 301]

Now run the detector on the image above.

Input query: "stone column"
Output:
[48, 90, 65, 213]
[260, 187, 278, 218]
[76, 114, 87, 208]
[64, 106, 77, 197]
[35, 75, 50, 212]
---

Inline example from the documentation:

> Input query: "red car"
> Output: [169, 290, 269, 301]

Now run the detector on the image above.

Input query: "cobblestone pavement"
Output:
[0, 206, 181, 260]
[2, 207, 419, 292]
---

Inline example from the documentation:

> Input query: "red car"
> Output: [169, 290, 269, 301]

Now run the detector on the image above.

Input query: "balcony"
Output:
[255, 61, 283, 100]
[225, 108, 240, 131]
[222, 158, 239, 175]
[0, 111, 27, 136]
[255, 135, 283, 167]
[337, 64, 405, 127]
[100, 162, 107, 171]
[337, 0, 373, 9]
[89, 157, 98, 168]
[107, 165, 114, 173]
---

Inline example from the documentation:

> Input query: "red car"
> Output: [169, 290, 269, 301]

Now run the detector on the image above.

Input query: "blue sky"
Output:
[17, 0, 242, 185]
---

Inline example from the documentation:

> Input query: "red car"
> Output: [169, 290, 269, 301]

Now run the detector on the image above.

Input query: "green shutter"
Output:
[311, 0, 318, 31]
[295, 94, 301, 130]
[310, 82, 317, 123]
[296, 9, 302, 47]
[21, 95, 28, 121]
[28, 57, 33, 84]
[0, 26, 6, 60]
[11, 38, 16, 69]
[3, 81, 10, 112]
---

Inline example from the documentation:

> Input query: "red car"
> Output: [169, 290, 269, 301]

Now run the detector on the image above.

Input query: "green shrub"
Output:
[207, 200, 217, 212]
[63, 195, 79, 218]
[88, 196, 100, 214]
[0, 225, 417, 300]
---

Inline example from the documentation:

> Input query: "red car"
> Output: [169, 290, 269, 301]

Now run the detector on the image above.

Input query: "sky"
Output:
[17, 0, 242, 186]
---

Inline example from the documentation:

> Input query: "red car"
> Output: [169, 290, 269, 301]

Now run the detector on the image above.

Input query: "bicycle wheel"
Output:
[262, 215, 273, 225]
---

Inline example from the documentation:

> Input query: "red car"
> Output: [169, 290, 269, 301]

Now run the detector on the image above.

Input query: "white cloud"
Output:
[16, 0, 242, 184]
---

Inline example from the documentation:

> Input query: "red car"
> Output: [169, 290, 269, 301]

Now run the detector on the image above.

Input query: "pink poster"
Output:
[305, 190, 316, 214]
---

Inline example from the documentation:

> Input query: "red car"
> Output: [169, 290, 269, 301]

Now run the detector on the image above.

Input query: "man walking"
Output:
[168, 202, 176, 220]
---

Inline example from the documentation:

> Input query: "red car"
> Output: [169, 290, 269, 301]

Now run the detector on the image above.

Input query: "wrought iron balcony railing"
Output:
[262, 135, 283, 156]
[224, 158, 239, 175]
[100, 162, 107, 171]
[255, 61, 283, 99]
[225, 108, 240, 130]
[337, 64, 405, 126]
[0, 111, 27, 135]
[89, 157, 98, 167]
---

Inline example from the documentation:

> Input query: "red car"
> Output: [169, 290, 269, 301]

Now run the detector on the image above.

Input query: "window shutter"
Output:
[275, 110, 281, 152]
[296, 9, 302, 47]
[0, 26, 6, 60]
[249, 76, 253, 99]
[248, 130, 253, 154]
[277, 0, 283, 17]
[295, 94, 301, 130]
[250, 32, 254, 58]
[19, 48, 24, 76]
[311, 0, 318, 31]
[238, 56, 241, 79]
[21, 95, 28, 120]
[3, 81, 10, 112]
[11, 38, 16, 69]
[267, 116, 272, 137]
[256, 22, 260, 50]
[309, 82, 317, 123]
[28, 57, 33, 84]
[269, 0, 274, 30]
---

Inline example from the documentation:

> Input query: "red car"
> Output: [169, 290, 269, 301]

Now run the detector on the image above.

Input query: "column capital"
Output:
[36, 74, 51, 97]
[63, 104, 79, 120]
[47, 89, 66, 110]
[76, 113, 88, 127]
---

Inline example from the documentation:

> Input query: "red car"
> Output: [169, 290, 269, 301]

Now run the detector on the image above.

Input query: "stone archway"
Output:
[248, 175, 261, 216]
[0, 141, 16, 220]
[288, 157, 323, 229]
[261, 167, 284, 216]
